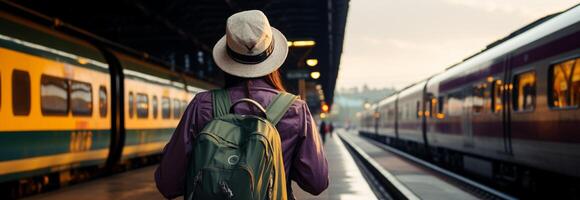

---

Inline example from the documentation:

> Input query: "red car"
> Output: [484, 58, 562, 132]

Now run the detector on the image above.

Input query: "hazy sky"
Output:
[336, 0, 579, 90]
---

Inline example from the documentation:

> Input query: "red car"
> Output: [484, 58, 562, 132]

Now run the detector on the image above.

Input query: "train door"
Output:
[99, 49, 126, 167]
[501, 55, 514, 155]
[468, 59, 510, 157]
[394, 97, 399, 140]
[462, 87, 474, 147]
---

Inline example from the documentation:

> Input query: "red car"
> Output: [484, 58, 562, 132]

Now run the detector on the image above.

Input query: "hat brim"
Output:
[213, 27, 288, 78]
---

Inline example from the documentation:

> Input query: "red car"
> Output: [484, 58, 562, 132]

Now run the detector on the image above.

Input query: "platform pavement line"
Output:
[0, 142, 166, 175]
[338, 132, 420, 200]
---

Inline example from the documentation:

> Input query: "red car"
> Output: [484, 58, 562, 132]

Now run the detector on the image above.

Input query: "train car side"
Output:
[427, 6, 580, 179]
[0, 10, 214, 198]
[0, 11, 111, 184]
[361, 5, 580, 196]
[394, 81, 428, 154]
[118, 52, 198, 162]
[376, 95, 398, 139]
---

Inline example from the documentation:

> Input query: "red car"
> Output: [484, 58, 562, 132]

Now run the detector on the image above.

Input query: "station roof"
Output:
[7, 0, 349, 107]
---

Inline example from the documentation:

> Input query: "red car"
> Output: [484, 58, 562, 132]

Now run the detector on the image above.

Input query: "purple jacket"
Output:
[155, 79, 329, 199]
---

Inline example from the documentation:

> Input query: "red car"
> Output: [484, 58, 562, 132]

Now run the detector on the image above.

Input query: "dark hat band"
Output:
[226, 39, 275, 64]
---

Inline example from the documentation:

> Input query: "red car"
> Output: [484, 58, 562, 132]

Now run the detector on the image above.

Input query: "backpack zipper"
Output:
[198, 132, 238, 148]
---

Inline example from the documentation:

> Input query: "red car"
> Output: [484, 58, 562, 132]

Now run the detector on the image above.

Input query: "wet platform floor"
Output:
[339, 131, 479, 200]
[26, 130, 377, 200]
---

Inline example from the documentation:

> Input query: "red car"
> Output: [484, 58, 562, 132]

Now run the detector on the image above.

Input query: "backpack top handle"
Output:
[229, 98, 268, 117]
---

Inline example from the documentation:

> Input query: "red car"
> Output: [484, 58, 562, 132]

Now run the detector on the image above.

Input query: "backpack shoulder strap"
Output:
[212, 89, 231, 118]
[266, 92, 298, 125]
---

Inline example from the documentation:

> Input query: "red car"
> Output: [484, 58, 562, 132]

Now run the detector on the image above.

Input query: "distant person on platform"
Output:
[328, 122, 334, 137]
[155, 10, 329, 200]
[320, 121, 327, 143]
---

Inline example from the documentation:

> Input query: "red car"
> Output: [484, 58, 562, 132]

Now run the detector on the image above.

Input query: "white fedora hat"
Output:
[212, 10, 289, 78]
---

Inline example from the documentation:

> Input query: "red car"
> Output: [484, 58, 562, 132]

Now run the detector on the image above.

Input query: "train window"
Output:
[397, 105, 402, 119]
[513, 71, 536, 112]
[431, 98, 437, 115]
[491, 80, 503, 113]
[181, 100, 187, 114]
[99, 86, 107, 117]
[128, 92, 134, 118]
[437, 96, 444, 118]
[12, 70, 31, 116]
[574, 61, 580, 107]
[71, 81, 92, 116]
[401, 104, 406, 119]
[152, 96, 158, 119]
[162, 97, 170, 119]
[446, 90, 465, 117]
[550, 58, 579, 109]
[41, 75, 69, 115]
[136, 93, 149, 118]
[472, 85, 484, 113]
[173, 99, 181, 118]
[408, 104, 412, 119]
[426, 98, 433, 118]
[416, 101, 420, 118]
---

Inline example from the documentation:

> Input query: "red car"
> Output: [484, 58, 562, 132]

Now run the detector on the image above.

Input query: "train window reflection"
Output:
[416, 101, 420, 118]
[491, 80, 503, 113]
[575, 61, 580, 106]
[152, 96, 158, 119]
[99, 86, 107, 117]
[400, 104, 406, 119]
[41, 75, 69, 115]
[162, 97, 170, 119]
[426, 98, 433, 118]
[173, 99, 181, 118]
[136, 93, 149, 118]
[181, 100, 187, 115]
[513, 71, 536, 112]
[447, 95, 462, 117]
[436, 96, 445, 119]
[404, 104, 409, 120]
[12, 70, 31, 116]
[473, 85, 484, 113]
[71, 81, 92, 116]
[550, 58, 579, 108]
[0, 71, 2, 111]
[128, 92, 134, 118]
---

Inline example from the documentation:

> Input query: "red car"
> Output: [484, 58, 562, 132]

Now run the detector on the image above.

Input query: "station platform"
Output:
[25, 131, 377, 200]
[338, 131, 482, 200]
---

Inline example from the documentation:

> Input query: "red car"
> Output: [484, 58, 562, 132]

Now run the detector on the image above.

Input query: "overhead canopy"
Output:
[5, 0, 349, 109]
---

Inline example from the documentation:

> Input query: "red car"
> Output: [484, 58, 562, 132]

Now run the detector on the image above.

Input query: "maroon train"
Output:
[360, 4, 580, 193]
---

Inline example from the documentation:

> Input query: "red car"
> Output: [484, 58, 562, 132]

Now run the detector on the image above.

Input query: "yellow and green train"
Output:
[0, 10, 214, 197]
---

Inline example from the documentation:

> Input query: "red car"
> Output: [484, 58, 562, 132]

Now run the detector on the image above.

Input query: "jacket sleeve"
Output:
[291, 103, 329, 195]
[154, 96, 199, 199]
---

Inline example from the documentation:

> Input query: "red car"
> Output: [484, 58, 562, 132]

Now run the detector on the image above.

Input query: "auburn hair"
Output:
[264, 70, 286, 92]
[223, 69, 286, 114]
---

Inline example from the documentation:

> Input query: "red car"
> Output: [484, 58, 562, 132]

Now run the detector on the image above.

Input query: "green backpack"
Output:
[186, 89, 297, 200]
